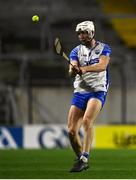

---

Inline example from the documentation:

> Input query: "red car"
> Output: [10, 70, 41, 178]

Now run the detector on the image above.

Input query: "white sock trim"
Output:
[80, 155, 88, 162]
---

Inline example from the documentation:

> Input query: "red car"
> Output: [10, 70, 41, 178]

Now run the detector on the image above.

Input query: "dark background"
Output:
[0, 0, 135, 125]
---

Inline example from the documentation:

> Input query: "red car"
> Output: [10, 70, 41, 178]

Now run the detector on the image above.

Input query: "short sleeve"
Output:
[69, 46, 79, 61]
[101, 44, 111, 56]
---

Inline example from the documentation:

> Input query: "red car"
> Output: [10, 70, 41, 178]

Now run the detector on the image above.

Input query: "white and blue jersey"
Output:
[69, 41, 111, 93]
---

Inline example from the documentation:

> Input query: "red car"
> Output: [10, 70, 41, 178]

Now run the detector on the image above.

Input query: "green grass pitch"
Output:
[0, 148, 136, 179]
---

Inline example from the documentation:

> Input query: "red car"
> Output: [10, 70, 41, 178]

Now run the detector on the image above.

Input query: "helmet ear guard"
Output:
[75, 21, 95, 39]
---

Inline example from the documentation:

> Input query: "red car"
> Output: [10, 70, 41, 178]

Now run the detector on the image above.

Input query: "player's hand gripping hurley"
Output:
[54, 37, 82, 75]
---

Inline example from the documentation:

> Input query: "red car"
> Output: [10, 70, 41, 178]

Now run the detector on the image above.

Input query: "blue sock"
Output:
[82, 152, 89, 159]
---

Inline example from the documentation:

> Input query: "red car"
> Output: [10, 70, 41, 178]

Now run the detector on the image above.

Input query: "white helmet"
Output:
[75, 21, 95, 39]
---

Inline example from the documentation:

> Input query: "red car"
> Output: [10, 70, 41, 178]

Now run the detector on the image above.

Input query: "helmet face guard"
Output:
[75, 21, 95, 39]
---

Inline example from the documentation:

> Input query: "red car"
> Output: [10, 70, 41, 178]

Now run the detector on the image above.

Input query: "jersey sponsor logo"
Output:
[84, 58, 99, 65]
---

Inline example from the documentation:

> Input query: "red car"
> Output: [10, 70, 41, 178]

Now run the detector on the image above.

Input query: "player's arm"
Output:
[80, 44, 111, 73]
[69, 60, 81, 77]
[68, 46, 81, 77]
[80, 55, 110, 73]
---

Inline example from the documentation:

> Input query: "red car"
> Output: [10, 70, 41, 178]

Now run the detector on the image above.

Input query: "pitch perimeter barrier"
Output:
[0, 125, 136, 149]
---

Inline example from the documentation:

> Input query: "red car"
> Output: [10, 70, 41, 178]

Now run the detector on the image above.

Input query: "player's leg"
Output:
[67, 105, 84, 158]
[81, 98, 102, 160]
[71, 98, 102, 172]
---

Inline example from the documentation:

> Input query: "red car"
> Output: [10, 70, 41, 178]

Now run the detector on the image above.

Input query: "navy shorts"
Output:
[71, 91, 107, 111]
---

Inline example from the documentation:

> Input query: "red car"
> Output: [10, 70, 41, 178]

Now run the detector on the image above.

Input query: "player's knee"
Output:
[68, 127, 76, 137]
[83, 117, 94, 130]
